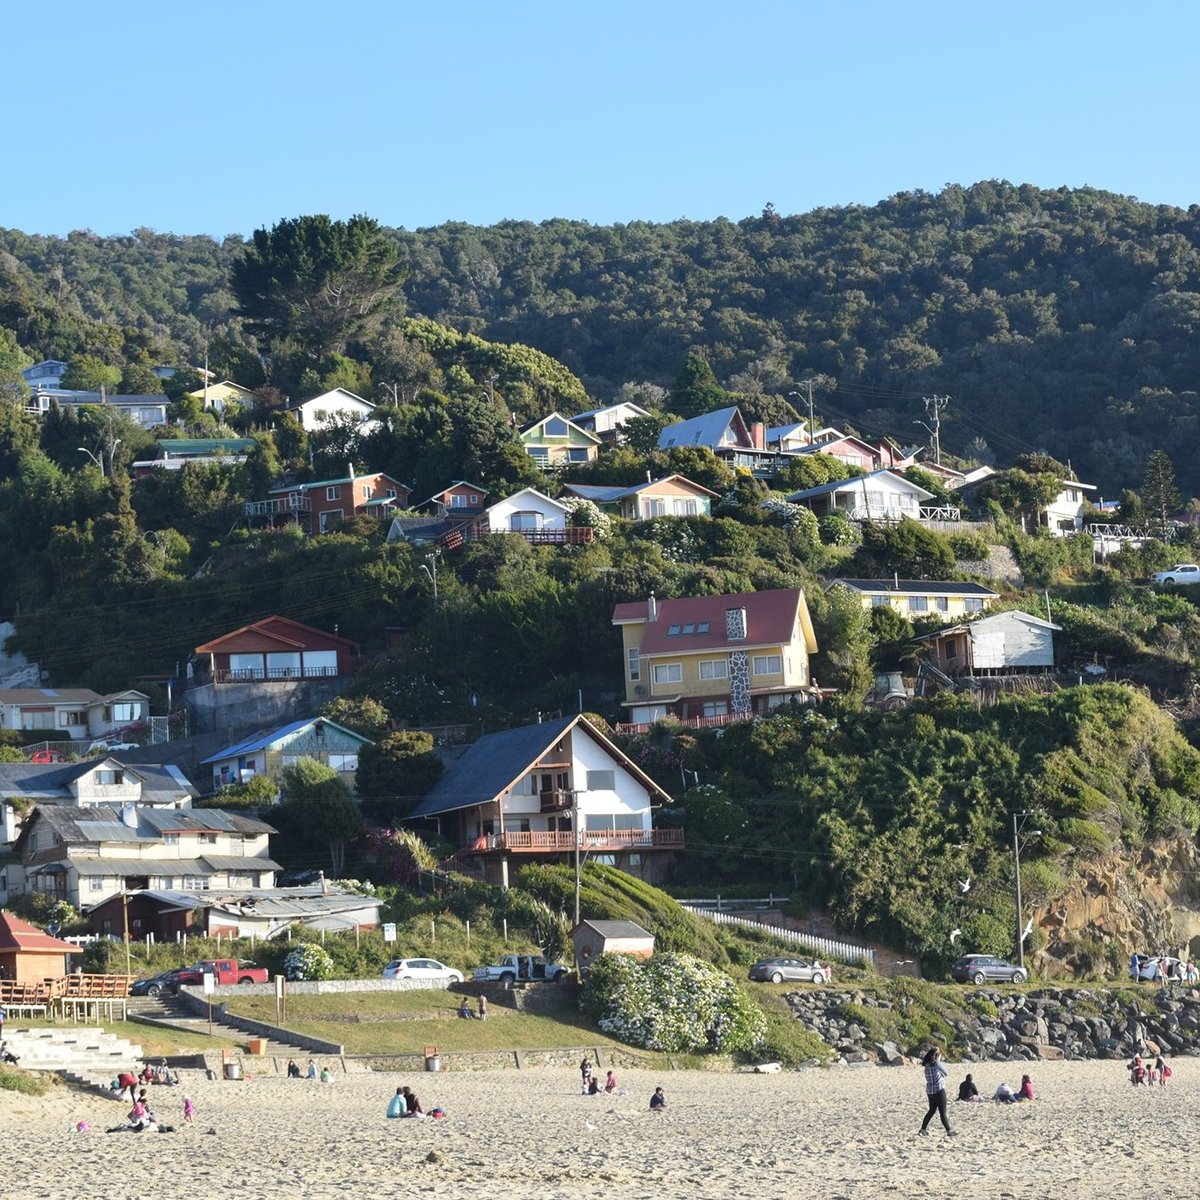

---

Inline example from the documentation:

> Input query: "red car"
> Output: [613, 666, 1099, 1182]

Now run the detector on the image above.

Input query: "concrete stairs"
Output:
[5, 1026, 143, 1093]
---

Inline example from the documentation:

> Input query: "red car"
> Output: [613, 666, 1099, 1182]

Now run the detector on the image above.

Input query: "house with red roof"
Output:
[193, 617, 360, 686]
[612, 588, 819, 728]
[0, 910, 81, 983]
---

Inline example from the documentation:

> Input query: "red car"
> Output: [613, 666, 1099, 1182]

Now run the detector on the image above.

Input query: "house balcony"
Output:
[442, 524, 595, 549]
[616, 710, 754, 735]
[211, 665, 341, 683]
[539, 789, 572, 813]
[245, 495, 312, 519]
[842, 504, 960, 523]
[461, 828, 684, 855]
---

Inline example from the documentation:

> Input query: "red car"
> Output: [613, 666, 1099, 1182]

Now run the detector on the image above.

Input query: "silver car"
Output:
[749, 957, 830, 984]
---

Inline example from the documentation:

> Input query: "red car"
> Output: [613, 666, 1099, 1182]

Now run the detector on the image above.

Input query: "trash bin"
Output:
[223, 1062, 242, 1081]
[425, 1054, 441, 1072]
[247, 1038, 267, 1056]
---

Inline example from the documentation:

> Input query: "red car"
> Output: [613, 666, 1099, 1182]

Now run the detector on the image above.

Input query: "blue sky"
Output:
[10, 0, 1199, 238]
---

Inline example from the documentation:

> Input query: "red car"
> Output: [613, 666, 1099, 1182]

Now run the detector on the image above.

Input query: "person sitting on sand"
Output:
[957, 1073, 980, 1102]
[306, 1059, 317, 1080]
[287, 1059, 301, 1079]
[604, 1070, 618, 1094]
[400, 1087, 423, 1117]
[993, 1082, 1017, 1103]
[650, 1087, 667, 1111]
[387, 1087, 408, 1118]
[140, 1064, 155, 1085]
[588, 1075, 601, 1095]
[319, 1067, 333, 1084]
[1017, 1075, 1035, 1101]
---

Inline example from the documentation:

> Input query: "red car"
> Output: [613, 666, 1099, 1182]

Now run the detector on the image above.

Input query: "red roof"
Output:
[613, 588, 814, 655]
[194, 616, 360, 655]
[0, 911, 81, 955]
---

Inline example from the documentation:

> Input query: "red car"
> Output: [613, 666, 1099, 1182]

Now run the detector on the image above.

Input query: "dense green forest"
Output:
[2, 182, 1200, 491]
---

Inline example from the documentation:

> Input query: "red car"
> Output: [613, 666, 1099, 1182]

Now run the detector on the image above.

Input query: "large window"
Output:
[752, 655, 782, 675]
[319, 510, 343, 532]
[59, 710, 87, 727]
[701, 701, 728, 717]
[328, 753, 359, 772]
[586, 770, 616, 791]
[544, 416, 569, 438]
[510, 511, 543, 532]
[653, 663, 683, 685]
[698, 659, 728, 680]
[936, 597, 949, 612]
[568, 448, 590, 462]
[908, 597, 929, 613]
[964, 598, 985, 613]
[870, 594, 889, 607]
[325, 485, 342, 501]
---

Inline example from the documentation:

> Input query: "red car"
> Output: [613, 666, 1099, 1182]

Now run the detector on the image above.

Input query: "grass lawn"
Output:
[223, 991, 631, 1057]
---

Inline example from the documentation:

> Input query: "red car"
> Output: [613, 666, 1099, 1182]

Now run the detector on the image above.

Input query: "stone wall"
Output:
[787, 985, 1200, 1064]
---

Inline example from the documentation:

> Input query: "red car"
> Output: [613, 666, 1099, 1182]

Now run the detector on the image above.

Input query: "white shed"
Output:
[484, 487, 570, 533]
[925, 610, 1059, 677]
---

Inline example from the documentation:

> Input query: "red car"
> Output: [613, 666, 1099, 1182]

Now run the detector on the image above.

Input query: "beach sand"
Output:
[3, 1058, 1196, 1199]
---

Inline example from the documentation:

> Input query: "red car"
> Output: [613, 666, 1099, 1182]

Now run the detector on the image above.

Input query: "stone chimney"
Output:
[725, 607, 747, 641]
[750, 422, 766, 450]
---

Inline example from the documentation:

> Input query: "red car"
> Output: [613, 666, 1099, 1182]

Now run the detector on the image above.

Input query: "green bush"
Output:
[818, 513, 860, 546]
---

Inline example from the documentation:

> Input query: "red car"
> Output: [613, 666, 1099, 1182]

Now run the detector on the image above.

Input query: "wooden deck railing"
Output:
[463, 829, 684, 854]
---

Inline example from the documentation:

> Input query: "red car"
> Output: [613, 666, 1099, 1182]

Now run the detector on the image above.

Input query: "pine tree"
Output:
[1140, 450, 1181, 533]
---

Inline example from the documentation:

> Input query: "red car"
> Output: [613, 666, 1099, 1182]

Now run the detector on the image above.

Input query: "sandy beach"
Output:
[3, 1058, 1197, 1199]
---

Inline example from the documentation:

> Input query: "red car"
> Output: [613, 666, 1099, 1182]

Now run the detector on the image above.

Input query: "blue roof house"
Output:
[201, 717, 373, 792]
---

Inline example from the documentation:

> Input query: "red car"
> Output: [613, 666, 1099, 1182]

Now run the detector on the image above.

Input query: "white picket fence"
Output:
[687, 907, 875, 969]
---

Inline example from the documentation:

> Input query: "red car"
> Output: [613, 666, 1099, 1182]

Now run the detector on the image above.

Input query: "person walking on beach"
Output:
[580, 1057, 593, 1093]
[919, 1047, 956, 1138]
[182, 1095, 196, 1124]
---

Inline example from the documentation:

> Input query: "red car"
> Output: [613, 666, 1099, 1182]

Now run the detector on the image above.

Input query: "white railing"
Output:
[919, 506, 961, 521]
[685, 906, 875, 969]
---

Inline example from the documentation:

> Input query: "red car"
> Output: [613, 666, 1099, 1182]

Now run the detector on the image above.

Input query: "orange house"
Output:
[193, 616, 360, 685]
[0, 910, 81, 983]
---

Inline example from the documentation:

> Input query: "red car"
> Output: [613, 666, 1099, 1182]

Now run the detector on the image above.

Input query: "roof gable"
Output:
[786, 469, 935, 503]
[194, 616, 359, 655]
[521, 412, 602, 445]
[0, 910, 81, 955]
[201, 717, 373, 764]
[657, 406, 750, 451]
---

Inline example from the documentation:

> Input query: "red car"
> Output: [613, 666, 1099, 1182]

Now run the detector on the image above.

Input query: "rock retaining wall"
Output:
[787, 986, 1200, 1064]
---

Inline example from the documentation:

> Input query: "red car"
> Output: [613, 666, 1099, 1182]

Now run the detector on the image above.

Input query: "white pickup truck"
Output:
[1152, 564, 1200, 585]
[472, 954, 570, 985]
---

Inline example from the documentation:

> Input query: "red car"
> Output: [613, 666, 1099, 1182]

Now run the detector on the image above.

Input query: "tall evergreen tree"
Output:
[1140, 449, 1181, 533]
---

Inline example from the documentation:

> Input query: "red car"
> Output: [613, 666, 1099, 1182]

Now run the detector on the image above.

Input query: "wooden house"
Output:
[918, 611, 1060, 679]
[0, 911, 81, 984]
[192, 617, 360, 686]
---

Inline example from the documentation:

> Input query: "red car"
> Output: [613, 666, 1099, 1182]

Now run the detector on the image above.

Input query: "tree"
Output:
[320, 695, 391, 739]
[1140, 450, 1181, 534]
[669, 350, 727, 419]
[356, 731, 445, 823]
[118, 362, 162, 395]
[271, 758, 364, 875]
[60, 356, 121, 392]
[230, 214, 408, 359]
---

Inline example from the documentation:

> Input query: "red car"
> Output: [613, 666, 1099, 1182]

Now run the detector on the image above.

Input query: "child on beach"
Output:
[1017, 1075, 1035, 1101]
[1129, 1055, 1147, 1086]
[580, 1058, 593, 1093]
[183, 1096, 196, 1124]
[649, 1087, 667, 1111]
[919, 1048, 956, 1137]
[604, 1070, 618, 1094]
[1156, 1056, 1172, 1087]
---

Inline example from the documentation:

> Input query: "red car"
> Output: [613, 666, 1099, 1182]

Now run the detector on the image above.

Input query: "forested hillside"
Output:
[3, 181, 1200, 491]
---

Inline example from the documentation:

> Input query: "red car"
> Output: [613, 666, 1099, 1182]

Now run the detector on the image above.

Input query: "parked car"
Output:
[1153, 564, 1200, 585]
[1129, 954, 1182, 982]
[29, 749, 67, 764]
[381, 957, 464, 984]
[748, 956, 830, 984]
[950, 954, 1028, 984]
[130, 968, 183, 997]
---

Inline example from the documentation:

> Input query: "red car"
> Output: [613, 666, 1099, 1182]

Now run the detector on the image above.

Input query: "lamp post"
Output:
[1012, 811, 1042, 970]
[419, 552, 439, 600]
[787, 382, 816, 441]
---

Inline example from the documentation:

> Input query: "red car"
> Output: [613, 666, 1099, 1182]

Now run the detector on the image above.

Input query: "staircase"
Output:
[4, 1026, 143, 1093]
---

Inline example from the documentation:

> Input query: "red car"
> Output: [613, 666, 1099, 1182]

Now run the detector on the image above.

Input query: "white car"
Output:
[1130, 954, 1182, 982]
[1152, 564, 1200, 585]
[381, 957, 464, 984]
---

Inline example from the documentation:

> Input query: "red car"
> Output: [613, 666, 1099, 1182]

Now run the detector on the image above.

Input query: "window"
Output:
[328, 753, 359, 772]
[682, 623, 695, 634]
[319, 510, 343, 532]
[199, 833, 217, 845]
[21, 709, 55, 729]
[450, 494, 468, 508]
[512, 775, 537, 796]
[181, 876, 208, 891]
[281, 754, 301, 768]
[697, 622, 709, 633]
[59, 710, 86, 727]
[162, 833, 179, 846]
[964, 598, 985, 613]
[110, 702, 139, 723]
[567, 448, 590, 462]
[528, 447, 549, 461]
[325, 485, 342, 501]
[752, 655, 782, 675]
[587, 770, 616, 791]
[544, 416, 569, 437]
[870, 595, 889, 607]
[89, 877, 105, 892]
[517, 819, 531, 833]
[908, 597, 929, 613]
[469, 494, 479, 505]
[936, 597, 949, 612]
[386, 488, 397, 498]
[95, 769, 125, 785]
[667, 623, 681, 635]
[510, 511, 543, 532]
[701, 701, 728, 717]
[644, 498, 666, 517]
[627, 648, 640, 681]
[653, 663, 683, 685]
[698, 659, 728, 680]
[675, 499, 698, 516]
[946, 641, 957, 659]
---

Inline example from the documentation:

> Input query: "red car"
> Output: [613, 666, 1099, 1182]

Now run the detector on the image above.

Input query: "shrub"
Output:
[284, 943, 334, 981]
[580, 951, 765, 1055]
[818, 513, 860, 546]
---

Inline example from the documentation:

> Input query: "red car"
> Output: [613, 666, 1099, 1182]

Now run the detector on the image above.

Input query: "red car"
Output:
[30, 749, 66, 764]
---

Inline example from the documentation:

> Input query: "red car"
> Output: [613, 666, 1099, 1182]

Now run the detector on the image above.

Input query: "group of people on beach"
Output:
[286, 1059, 332, 1082]
[1128, 1054, 1172, 1087]
[919, 1048, 1039, 1137]
[579, 1059, 620, 1096]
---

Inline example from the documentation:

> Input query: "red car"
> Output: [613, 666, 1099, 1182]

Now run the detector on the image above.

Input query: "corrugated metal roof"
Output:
[785, 469, 934, 503]
[200, 855, 282, 872]
[201, 718, 370, 764]
[657, 406, 745, 451]
[578, 919, 653, 940]
[73, 858, 217, 876]
[831, 579, 999, 597]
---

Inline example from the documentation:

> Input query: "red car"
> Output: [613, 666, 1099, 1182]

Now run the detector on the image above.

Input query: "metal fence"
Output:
[683, 905, 875, 969]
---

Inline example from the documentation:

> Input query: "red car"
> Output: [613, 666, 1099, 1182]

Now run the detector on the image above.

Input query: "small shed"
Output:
[572, 919, 656, 970]
[0, 910, 81, 984]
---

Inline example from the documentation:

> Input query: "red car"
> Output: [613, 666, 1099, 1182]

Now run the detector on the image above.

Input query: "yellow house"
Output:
[828, 578, 998, 618]
[612, 588, 818, 726]
[185, 380, 257, 411]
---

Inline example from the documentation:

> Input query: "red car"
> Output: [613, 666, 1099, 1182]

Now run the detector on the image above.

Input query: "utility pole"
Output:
[788, 381, 817, 442]
[918, 395, 950, 465]
[572, 787, 581, 929]
[1012, 811, 1041, 972]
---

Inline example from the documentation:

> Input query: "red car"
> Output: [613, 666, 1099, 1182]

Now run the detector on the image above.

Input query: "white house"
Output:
[766, 421, 811, 452]
[1043, 479, 1098, 536]
[285, 388, 377, 432]
[482, 487, 571, 534]
[12, 804, 278, 909]
[786, 469, 938, 522]
[25, 391, 169, 428]
[0, 688, 150, 740]
[407, 715, 682, 887]
[571, 401, 650, 441]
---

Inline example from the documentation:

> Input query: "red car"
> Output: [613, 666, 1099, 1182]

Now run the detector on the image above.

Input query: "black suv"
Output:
[950, 954, 1027, 985]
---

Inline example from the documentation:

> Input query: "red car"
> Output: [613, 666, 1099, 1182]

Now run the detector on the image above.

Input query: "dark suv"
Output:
[951, 954, 1027, 985]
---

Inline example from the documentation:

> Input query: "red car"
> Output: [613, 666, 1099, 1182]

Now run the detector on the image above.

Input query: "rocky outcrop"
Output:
[786, 986, 1200, 1064]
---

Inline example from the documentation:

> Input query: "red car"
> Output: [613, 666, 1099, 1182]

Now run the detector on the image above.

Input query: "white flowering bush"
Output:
[566, 499, 613, 539]
[331, 878, 377, 896]
[284, 943, 334, 981]
[581, 952, 764, 1055]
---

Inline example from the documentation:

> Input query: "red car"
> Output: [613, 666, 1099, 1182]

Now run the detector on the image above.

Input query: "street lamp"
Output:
[419, 552, 439, 600]
[1012, 811, 1042, 971]
[77, 446, 103, 472]
[787, 382, 816, 441]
